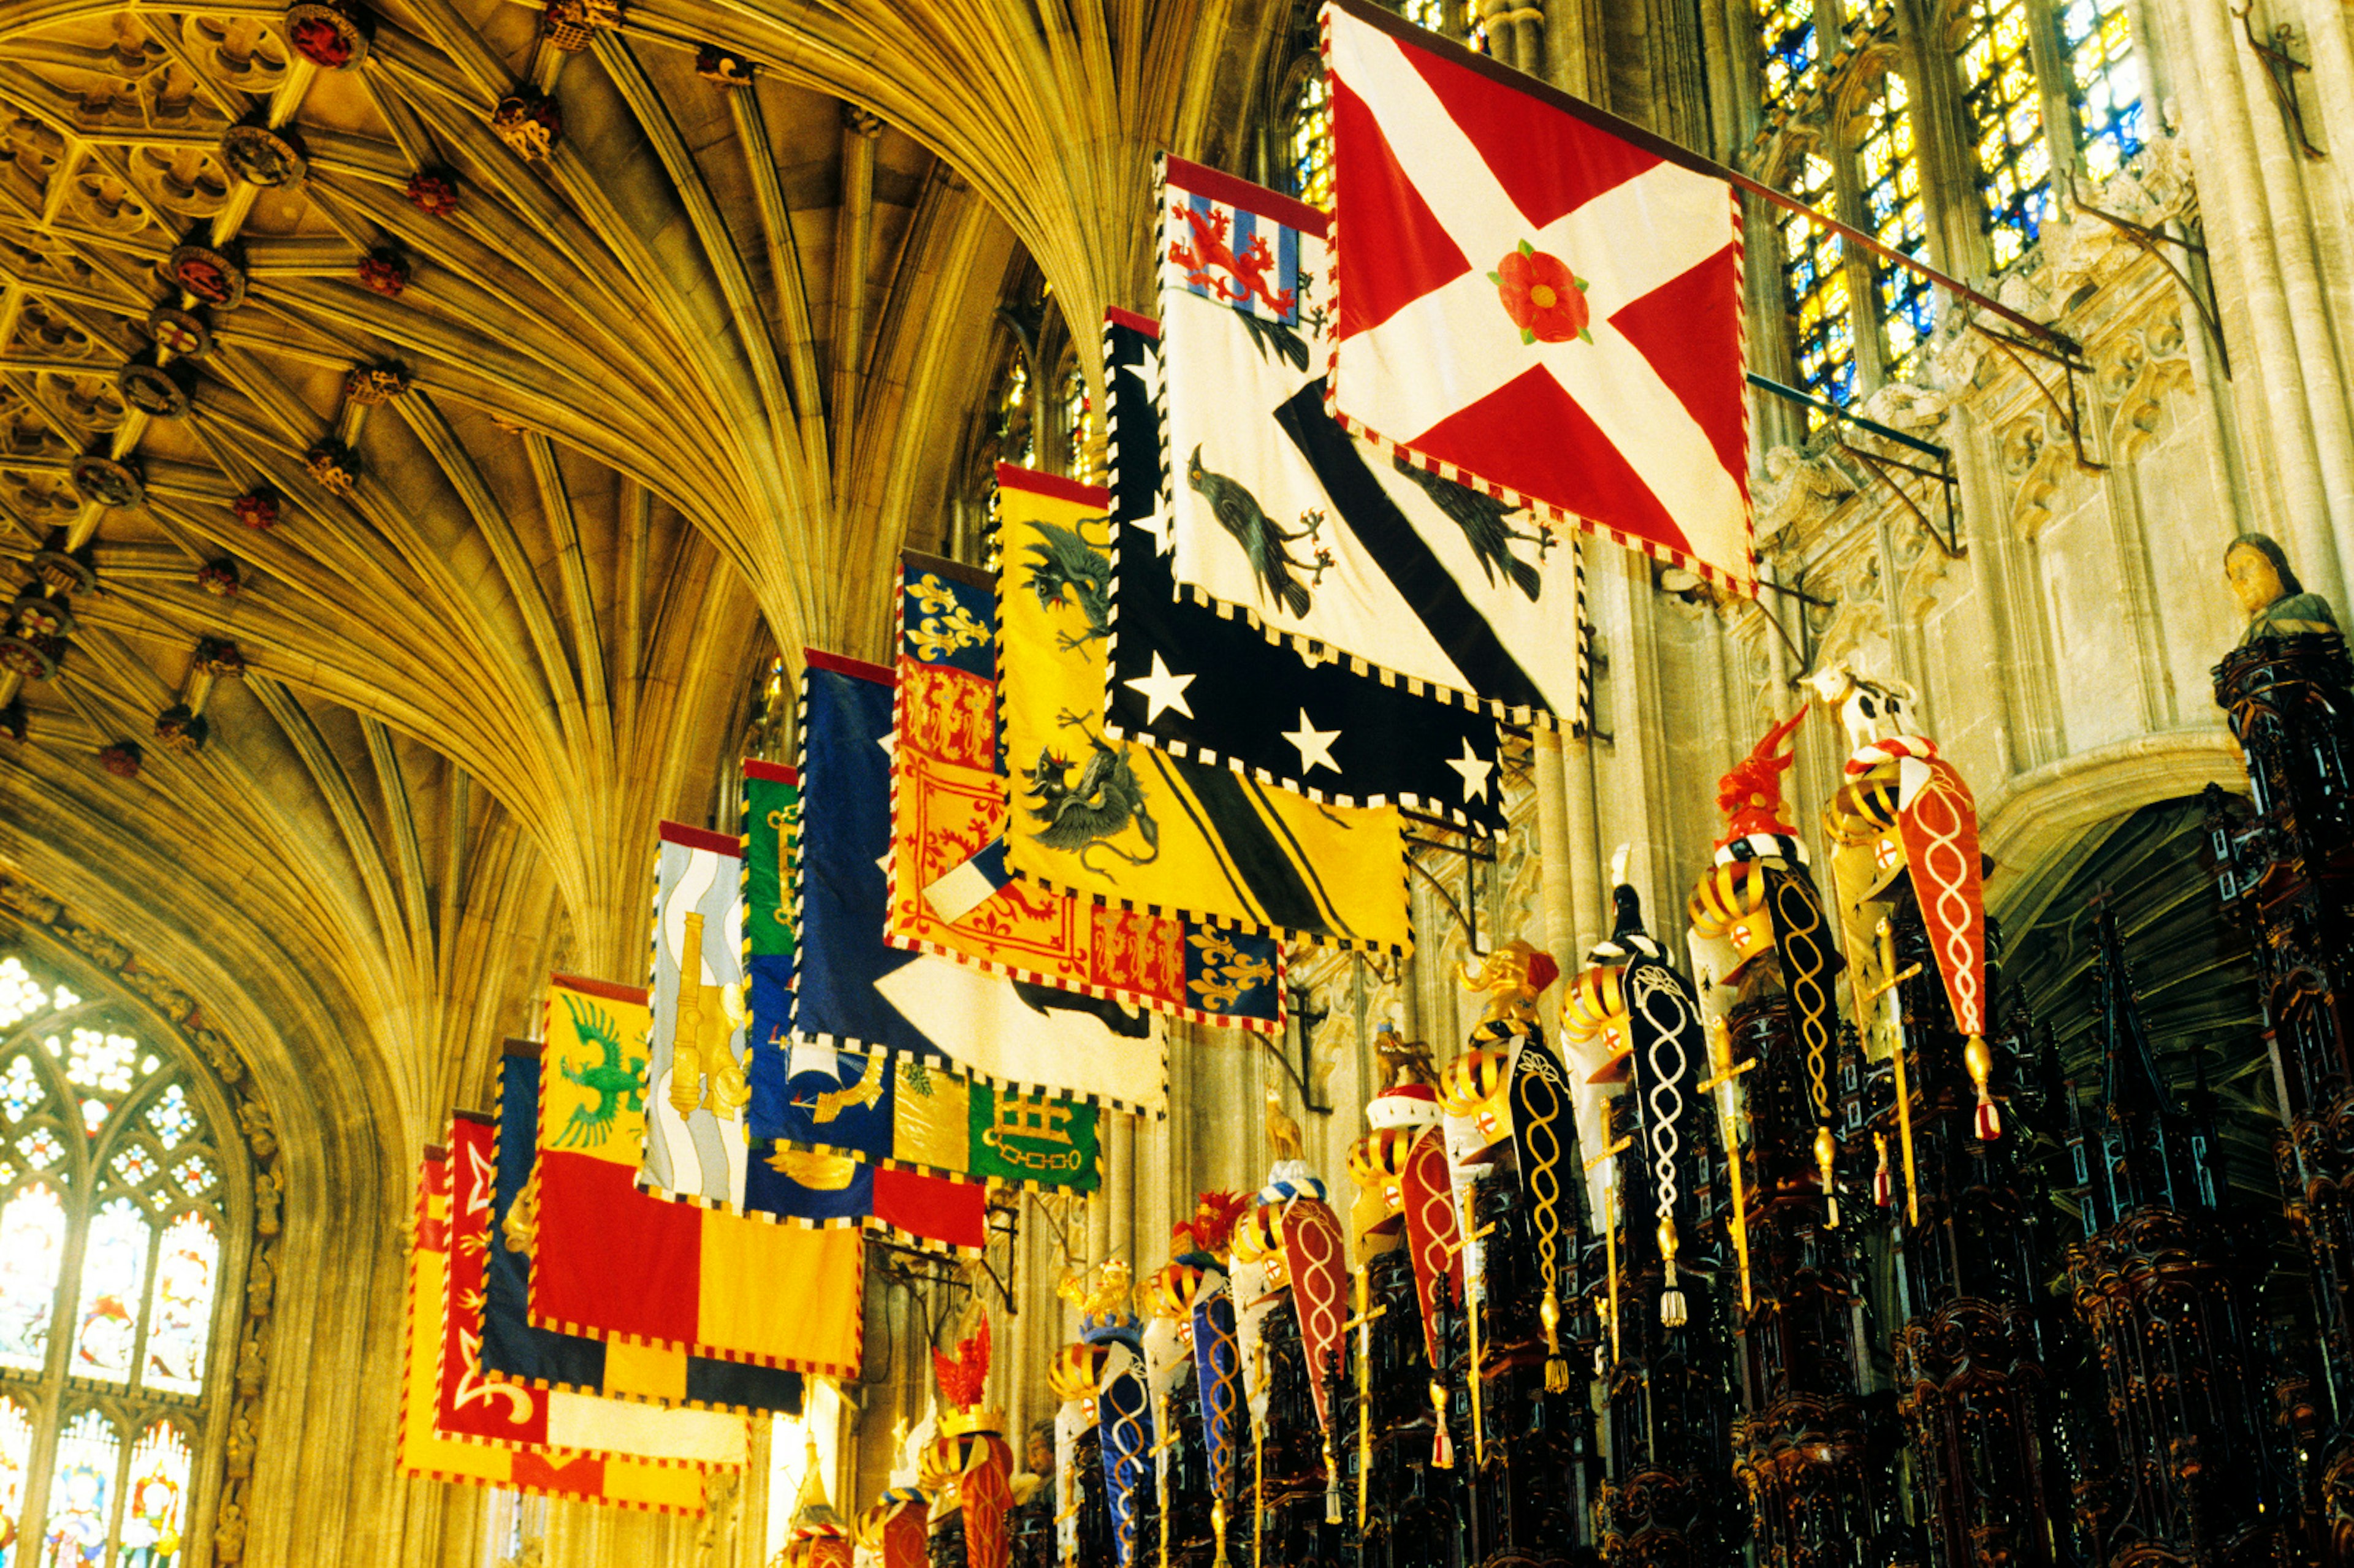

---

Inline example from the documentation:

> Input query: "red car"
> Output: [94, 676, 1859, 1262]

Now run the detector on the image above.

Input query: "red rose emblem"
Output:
[1489, 240, 1591, 346]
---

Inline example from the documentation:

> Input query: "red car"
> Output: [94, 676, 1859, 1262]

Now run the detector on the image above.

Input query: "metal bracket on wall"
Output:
[1751, 572, 1835, 685]
[2063, 167, 2230, 379]
[1745, 373, 1965, 557]
[2234, 2, 2326, 160]
[875, 1194, 1023, 1318]
[1263, 983, 1334, 1116]
[1965, 323, 2109, 475]
[1402, 807, 1495, 955]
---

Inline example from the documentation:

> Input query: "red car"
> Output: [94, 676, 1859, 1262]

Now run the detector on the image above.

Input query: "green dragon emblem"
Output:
[1021, 519, 1113, 649]
[552, 994, 647, 1150]
[1023, 710, 1161, 875]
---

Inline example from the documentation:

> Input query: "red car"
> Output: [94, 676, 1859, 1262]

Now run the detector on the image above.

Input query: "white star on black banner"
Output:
[1102, 313, 1509, 834]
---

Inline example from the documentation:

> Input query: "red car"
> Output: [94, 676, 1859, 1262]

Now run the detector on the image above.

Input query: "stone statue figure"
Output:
[2226, 533, 2339, 644]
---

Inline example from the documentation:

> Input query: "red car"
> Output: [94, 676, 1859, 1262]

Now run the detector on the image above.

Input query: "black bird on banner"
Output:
[1103, 312, 1510, 834]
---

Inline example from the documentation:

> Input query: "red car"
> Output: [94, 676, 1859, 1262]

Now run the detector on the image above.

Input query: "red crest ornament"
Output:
[1714, 706, 1808, 848]
[932, 1314, 991, 1414]
[406, 169, 460, 217]
[357, 247, 410, 297]
[165, 243, 246, 310]
[1179, 1190, 1250, 1258]
[99, 741, 142, 779]
[284, 1, 367, 68]
[232, 489, 280, 531]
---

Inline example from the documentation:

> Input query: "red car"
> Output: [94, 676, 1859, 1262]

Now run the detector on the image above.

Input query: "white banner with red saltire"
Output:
[1322, 0, 1756, 592]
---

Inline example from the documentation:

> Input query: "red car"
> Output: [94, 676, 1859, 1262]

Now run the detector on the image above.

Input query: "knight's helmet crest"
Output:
[1057, 1258, 1143, 1344]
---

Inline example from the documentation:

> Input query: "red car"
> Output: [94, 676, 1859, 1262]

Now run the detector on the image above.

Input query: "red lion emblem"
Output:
[1168, 204, 1297, 319]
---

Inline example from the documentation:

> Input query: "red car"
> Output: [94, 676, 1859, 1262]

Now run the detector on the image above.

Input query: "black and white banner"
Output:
[1105, 311, 1507, 834]
[1156, 155, 1589, 732]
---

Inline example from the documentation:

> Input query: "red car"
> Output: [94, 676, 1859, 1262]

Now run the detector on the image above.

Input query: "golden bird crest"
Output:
[1262, 1084, 1305, 1163]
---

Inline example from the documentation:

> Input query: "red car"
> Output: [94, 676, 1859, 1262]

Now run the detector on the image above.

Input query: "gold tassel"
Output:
[1965, 1033, 2002, 1140]
[1540, 1287, 1570, 1392]
[1428, 1382, 1453, 1468]
[1657, 1217, 1686, 1326]
[1814, 1124, 1840, 1228]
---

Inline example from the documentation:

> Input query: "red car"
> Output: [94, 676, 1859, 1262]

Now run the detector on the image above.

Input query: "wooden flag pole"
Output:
[1324, 0, 2084, 363]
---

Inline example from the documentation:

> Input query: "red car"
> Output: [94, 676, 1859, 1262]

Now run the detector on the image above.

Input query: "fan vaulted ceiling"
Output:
[0, 0, 1264, 1169]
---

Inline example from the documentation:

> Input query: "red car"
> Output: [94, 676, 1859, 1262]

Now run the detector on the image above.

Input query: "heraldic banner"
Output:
[1152, 159, 1590, 731]
[994, 463, 1412, 952]
[1102, 308, 1516, 833]
[398, 1149, 707, 1513]
[761, 1045, 1101, 1192]
[890, 551, 1287, 1030]
[482, 1047, 809, 1415]
[530, 973, 864, 1375]
[642, 821, 751, 1209]
[780, 650, 1168, 1113]
[443, 1113, 749, 1467]
[1320, 0, 1753, 590]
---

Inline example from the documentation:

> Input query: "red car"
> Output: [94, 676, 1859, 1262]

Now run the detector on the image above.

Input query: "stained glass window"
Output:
[1758, 0, 1818, 102]
[71, 1198, 151, 1383]
[120, 1421, 191, 1566]
[42, 1410, 118, 1568]
[2, 1059, 40, 1124]
[1780, 153, 1854, 415]
[0, 962, 41, 1027]
[997, 358, 1034, 469]
[2062, 0, 2143, 181]
[0, 954, 236, 1564]
[0, 1184, 64, 1372]
[17, 1130, 61, 1174]
[142, 1217, 218, 1396]
[1058, 360, 1099, 487]
[143, 1088, 194, 1150]
[62, 1030, 135, 1095]
[0, 1398, 29, 1568]
[1957, 0, 2051, 268]
[1287, 67, 1333, 213]
[1859, 70, 1935, 379]
[0, 965, 71, 1030]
